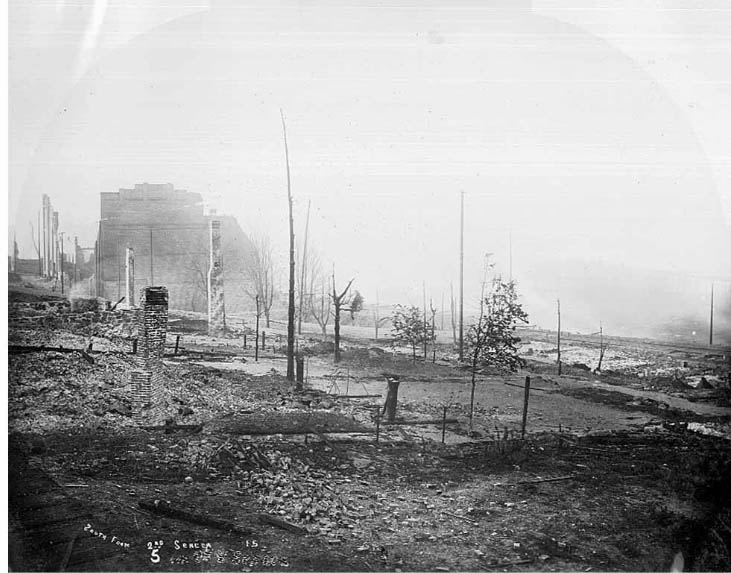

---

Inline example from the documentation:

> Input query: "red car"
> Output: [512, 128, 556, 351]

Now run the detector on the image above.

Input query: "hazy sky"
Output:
[8, 0, 731, 337]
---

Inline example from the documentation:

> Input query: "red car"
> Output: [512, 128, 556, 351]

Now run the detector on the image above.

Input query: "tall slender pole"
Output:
[41, 206, 46, 277]
[557, 298, 562, 376]
[459, 191, 465, 362]
[37, 211, 42, 277]
[281, 108, 296, 381]
[709, 283, 714, 346]
[521, 376, 531, 439]
[59, 233, 65, 294]
[298, 200, 311, 335]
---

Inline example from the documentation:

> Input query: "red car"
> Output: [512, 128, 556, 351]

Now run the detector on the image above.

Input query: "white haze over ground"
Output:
[7, 0, 731, 343]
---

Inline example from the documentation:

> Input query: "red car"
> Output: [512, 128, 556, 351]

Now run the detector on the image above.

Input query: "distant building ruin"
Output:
[95, 182, 253, 312]
[42, 194, 59, 279]
[207, 219, 226, 335]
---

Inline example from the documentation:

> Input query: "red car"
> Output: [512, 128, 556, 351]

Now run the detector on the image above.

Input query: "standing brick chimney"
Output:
[131, 286, 168, 417]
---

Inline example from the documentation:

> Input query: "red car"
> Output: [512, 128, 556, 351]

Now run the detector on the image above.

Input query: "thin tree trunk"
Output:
[281, 109, 296, 381]
[297, 200, 311, 335]
[332, 274, 354, 363]
[596, 324, 605, 372]
[334, 298, 341, 362]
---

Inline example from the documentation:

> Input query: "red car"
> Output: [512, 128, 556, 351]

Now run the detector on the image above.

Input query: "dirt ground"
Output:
[7, 283, 731, 572]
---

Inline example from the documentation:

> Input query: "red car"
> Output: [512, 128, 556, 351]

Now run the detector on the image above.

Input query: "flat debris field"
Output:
[7, 287, 731, 572]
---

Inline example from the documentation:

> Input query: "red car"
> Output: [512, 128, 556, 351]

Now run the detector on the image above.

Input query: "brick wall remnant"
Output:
[131, 370, 153, 416]
[132, 286, 168, 416]
[207, 219, 226, 336]
[125, 247, 135, 307]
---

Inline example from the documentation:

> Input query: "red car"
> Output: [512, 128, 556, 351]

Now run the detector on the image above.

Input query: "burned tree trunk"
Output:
[281, 108, 296, 382]
[331, 274, 355, 364]
[382, 376, 401, 423]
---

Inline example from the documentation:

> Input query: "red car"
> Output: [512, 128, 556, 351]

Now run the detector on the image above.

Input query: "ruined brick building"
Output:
[95, 183, 254, 312]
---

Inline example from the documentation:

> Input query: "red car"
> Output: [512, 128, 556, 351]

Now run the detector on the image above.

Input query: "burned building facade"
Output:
[95, 183, 253, 312]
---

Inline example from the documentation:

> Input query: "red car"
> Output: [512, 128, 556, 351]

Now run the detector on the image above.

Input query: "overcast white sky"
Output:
[7, 0, 731, 338]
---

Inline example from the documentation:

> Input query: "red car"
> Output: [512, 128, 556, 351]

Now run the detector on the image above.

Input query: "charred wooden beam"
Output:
[138, 499, 252, 535]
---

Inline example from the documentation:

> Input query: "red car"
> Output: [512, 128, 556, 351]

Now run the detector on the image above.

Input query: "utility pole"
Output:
[298, 200, 311, 335]
[40, 208, 45, 277]
[37, 211, 42, 277]
[59, 232, 65, 294]
[557, 298, 562, 376]
[281, 108, 296, 382]
[459, 191, 465, 362]
[709, 283, 714, 346]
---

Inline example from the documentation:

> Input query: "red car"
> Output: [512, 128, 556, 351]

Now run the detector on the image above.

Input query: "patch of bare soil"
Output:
[8, 296, 731, 571]
[10, 428, 731, 572]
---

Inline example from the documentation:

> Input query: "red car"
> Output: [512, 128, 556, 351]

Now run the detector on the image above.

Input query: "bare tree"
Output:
[188, 254, 209, 312]
[331, 271, 361, 363]
[245, 233, 276, 328]
[310, 276, 331, 335]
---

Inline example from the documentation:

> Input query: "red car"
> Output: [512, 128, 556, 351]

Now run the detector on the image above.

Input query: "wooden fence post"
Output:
[521, 376, 531, 439]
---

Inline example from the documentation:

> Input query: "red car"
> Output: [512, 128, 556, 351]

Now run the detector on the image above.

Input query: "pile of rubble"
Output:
[212, 444, 361, 539]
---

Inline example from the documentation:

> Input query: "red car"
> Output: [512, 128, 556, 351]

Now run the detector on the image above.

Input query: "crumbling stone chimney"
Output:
[125, 247, 135, 308]
[207, 219, 226, 336]
[131, 286, 168, 417]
